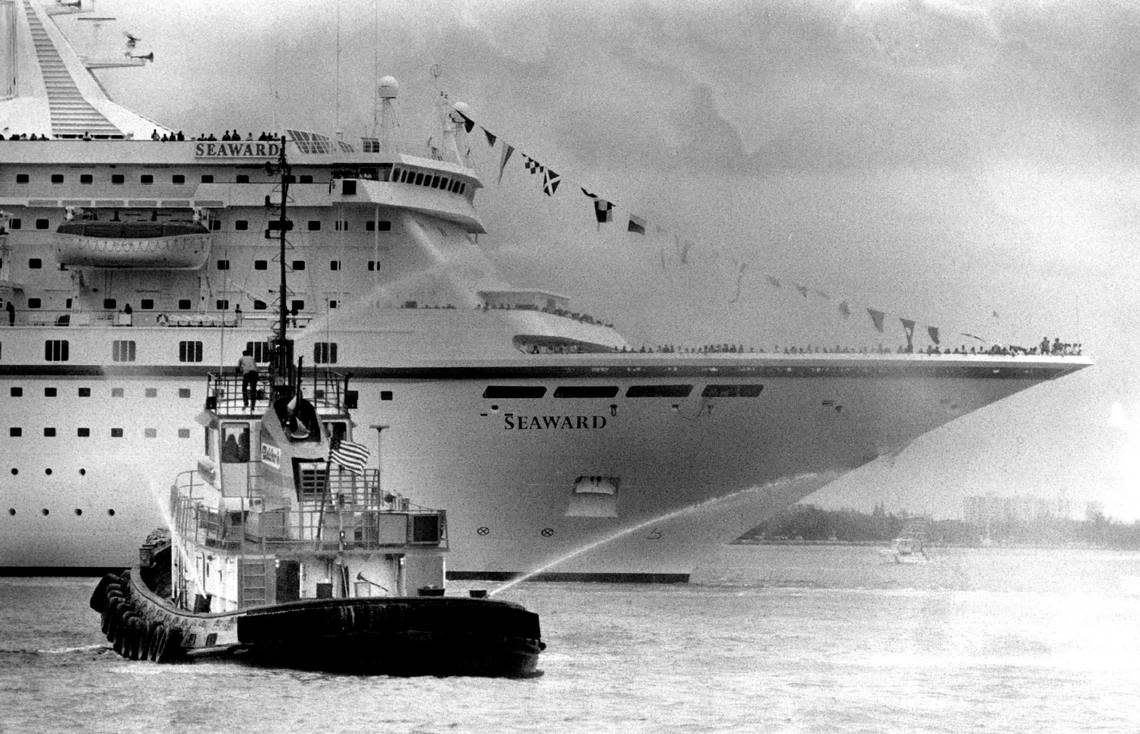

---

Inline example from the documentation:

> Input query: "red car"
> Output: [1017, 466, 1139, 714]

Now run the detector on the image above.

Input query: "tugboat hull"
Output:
[90, 569, 544, 677]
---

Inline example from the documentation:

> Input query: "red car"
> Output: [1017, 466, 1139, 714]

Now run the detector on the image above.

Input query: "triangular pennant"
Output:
[927, 326, 940, 345]
[765, 275, 781, 288]
[456, 112, 475, 134]
[795, 284, 808, 298]
[961, 332, 984, 342]
[729, 262, 748, 304]
[483, 128, 497, 147]
[868, 308, 885, 333]
[901, 318, 916, 351]
[679, 240, 693, 265]
[497, 144, 514, 184]
[813, 289, 831, 300]
[542, 168, 561, 196]
[627, 214, 646, 235]
[838, 301, 851, 318]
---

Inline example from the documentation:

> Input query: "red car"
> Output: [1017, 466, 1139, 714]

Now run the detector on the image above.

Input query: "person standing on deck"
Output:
[237, 349, 258, 409]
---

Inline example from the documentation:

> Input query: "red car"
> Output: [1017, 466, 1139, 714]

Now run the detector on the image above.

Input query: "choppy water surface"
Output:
[3, 545, 1139, 733]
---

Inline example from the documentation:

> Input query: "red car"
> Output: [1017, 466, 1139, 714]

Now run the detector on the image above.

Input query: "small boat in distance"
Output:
[883, 520, 931, 564]
[88, 148, 544, 676]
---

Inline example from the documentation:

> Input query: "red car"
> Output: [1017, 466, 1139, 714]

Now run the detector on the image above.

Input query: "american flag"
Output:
[329, 437, 369, 476]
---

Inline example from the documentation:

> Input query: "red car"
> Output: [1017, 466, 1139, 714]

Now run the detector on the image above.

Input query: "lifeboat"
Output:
[55, 221, 212, 269]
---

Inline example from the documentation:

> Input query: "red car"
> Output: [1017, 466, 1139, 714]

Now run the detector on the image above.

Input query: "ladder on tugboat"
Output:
[239, 559, 271, 608]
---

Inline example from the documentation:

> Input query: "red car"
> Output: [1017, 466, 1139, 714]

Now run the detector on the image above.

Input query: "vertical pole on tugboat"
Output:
[271, 135, 291, 398]
[370, 424, 388, 504]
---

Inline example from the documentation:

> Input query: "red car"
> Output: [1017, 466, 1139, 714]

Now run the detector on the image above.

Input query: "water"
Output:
[3, 545, 1139, 733]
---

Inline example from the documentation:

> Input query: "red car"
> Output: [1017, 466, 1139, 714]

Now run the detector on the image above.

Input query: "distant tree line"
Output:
[738, 503, 1140, 548]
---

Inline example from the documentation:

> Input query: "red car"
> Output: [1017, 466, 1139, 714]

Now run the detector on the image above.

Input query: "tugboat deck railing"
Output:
[170, 470, 447, 556]
[206, 370, 352, 415]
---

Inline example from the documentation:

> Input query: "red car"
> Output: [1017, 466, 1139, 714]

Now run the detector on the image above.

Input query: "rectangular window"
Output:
[235, 220, 249, 231]
[626, 384, 693, 398]
[140, 299, 154, 310]
[246, 341, 272, 363]
[80, 174, 93, 184]
[201, 174, 214, 183]
[253, 300, 267, 310]
[328, 300, 338, 309]
[9, 427, 21, 437]
[329, 260, 341, 271]
[307, 220, 321, 231]
[367, 261, 377, 271]
[103, 298, 117, 309]
[140, 174, 154, 184]
[145, 428, 157, 438]
[111, 428, 124, 438]
[78, 387, 91, 397]
[178, 341, 204, 363]
[15, 174, 29, 184]
[292, 260, 305, 271]
[172, 174, 186, 185]
[44, 340, 69, 361]
[9, 387, 22, 397]
[178, 299, 192, 310]
[111, 387, 124, 397]
[366, 220, 392, 232]
[701, 384, 764, 398]
[334, 220, 349, 231]
[178, 428, 191, 439]
[29, 258, 42, 269]
[77, 427, 90, 437]
[299, 175, 313, 184]
[9, 219, 20, 229]
[290, 299, 304, 312]
[314, 342, 338, 364]
[44, 387, 57, 397]
[50, 174, 64, 184]
[27, 298, 41, 309]
[254, 260, 268, 270]
[221, 423, 251, 463]
[145, 388, 158, 398]
[216, 299, 229, 310]
[179, 388, 192, 399]
[43, 427, 56, 437]
[111, 174, 125, 184]
[553, 386, 620, 398]
[236, 174, 250, 184]
[482, 385, 546, 399]
[35, 219, 49, 230]
[216, 260, 230, 270]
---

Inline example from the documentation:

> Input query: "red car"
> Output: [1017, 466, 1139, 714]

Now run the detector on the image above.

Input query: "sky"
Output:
[61, 0, 1140, 520]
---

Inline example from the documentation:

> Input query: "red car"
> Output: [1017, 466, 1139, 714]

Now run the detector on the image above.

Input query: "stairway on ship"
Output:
[22, 0, 122, 138]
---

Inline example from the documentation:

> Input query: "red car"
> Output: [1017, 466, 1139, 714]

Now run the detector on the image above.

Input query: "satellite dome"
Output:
[452, 101, 471, 115]
[378, 76, 399, 99]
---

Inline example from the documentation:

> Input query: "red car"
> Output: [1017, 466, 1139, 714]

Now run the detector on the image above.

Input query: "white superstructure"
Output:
[0, 1, 1089, 580]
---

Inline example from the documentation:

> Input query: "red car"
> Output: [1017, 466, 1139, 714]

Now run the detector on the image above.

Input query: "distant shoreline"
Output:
[732, 539, 1120, 550]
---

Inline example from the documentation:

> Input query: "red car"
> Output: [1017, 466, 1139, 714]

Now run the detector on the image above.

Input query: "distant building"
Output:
[963, 493, 1069, 527]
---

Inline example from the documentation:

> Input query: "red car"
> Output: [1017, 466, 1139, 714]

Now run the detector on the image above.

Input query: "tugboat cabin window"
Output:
[220, 423, 250, 463]
[293, 459, 328, 500]
[246, 341, 272, 363]
[323, 422, 347, 443]
[314, 342, 337, 364]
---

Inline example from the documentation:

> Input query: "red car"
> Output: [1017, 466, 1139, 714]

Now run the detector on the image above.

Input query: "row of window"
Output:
[7, 427, 191, 438]
[7, 385, 193, 398]
[482, 384, 766, 399]
[6, 509, 118, 517]
[389, 167, 467, 195]
[29, 339, 339, 364]
[12, 173, 316, 186]
[6, 217, 392, 232]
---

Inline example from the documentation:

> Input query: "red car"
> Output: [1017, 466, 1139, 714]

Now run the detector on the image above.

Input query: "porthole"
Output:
[74, 509, 82, 516]
[79, 468, 86, 476]
[44, 468, 52, 476]
[41, 508, 49, 516]
[9, 468, 16, 475]
[7, 508, 14, 516]
[107, 509, 116, 516]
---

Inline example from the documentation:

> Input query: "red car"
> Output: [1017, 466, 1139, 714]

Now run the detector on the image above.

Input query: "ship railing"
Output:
[206, 370, 350, 415]
[171, 464, 447, 554]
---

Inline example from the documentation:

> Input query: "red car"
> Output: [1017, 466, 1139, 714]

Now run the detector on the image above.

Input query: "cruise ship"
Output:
[0, 1, 1090, 581]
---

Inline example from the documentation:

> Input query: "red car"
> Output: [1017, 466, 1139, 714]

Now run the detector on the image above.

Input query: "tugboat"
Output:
[88, 144, 544, 676]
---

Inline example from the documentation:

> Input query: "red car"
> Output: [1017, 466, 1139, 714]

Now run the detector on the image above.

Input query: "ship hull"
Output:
[0, 351, 1085, 580]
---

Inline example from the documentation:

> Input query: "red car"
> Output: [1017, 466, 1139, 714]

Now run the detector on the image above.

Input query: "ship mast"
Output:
[267, 137, 293, 398]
